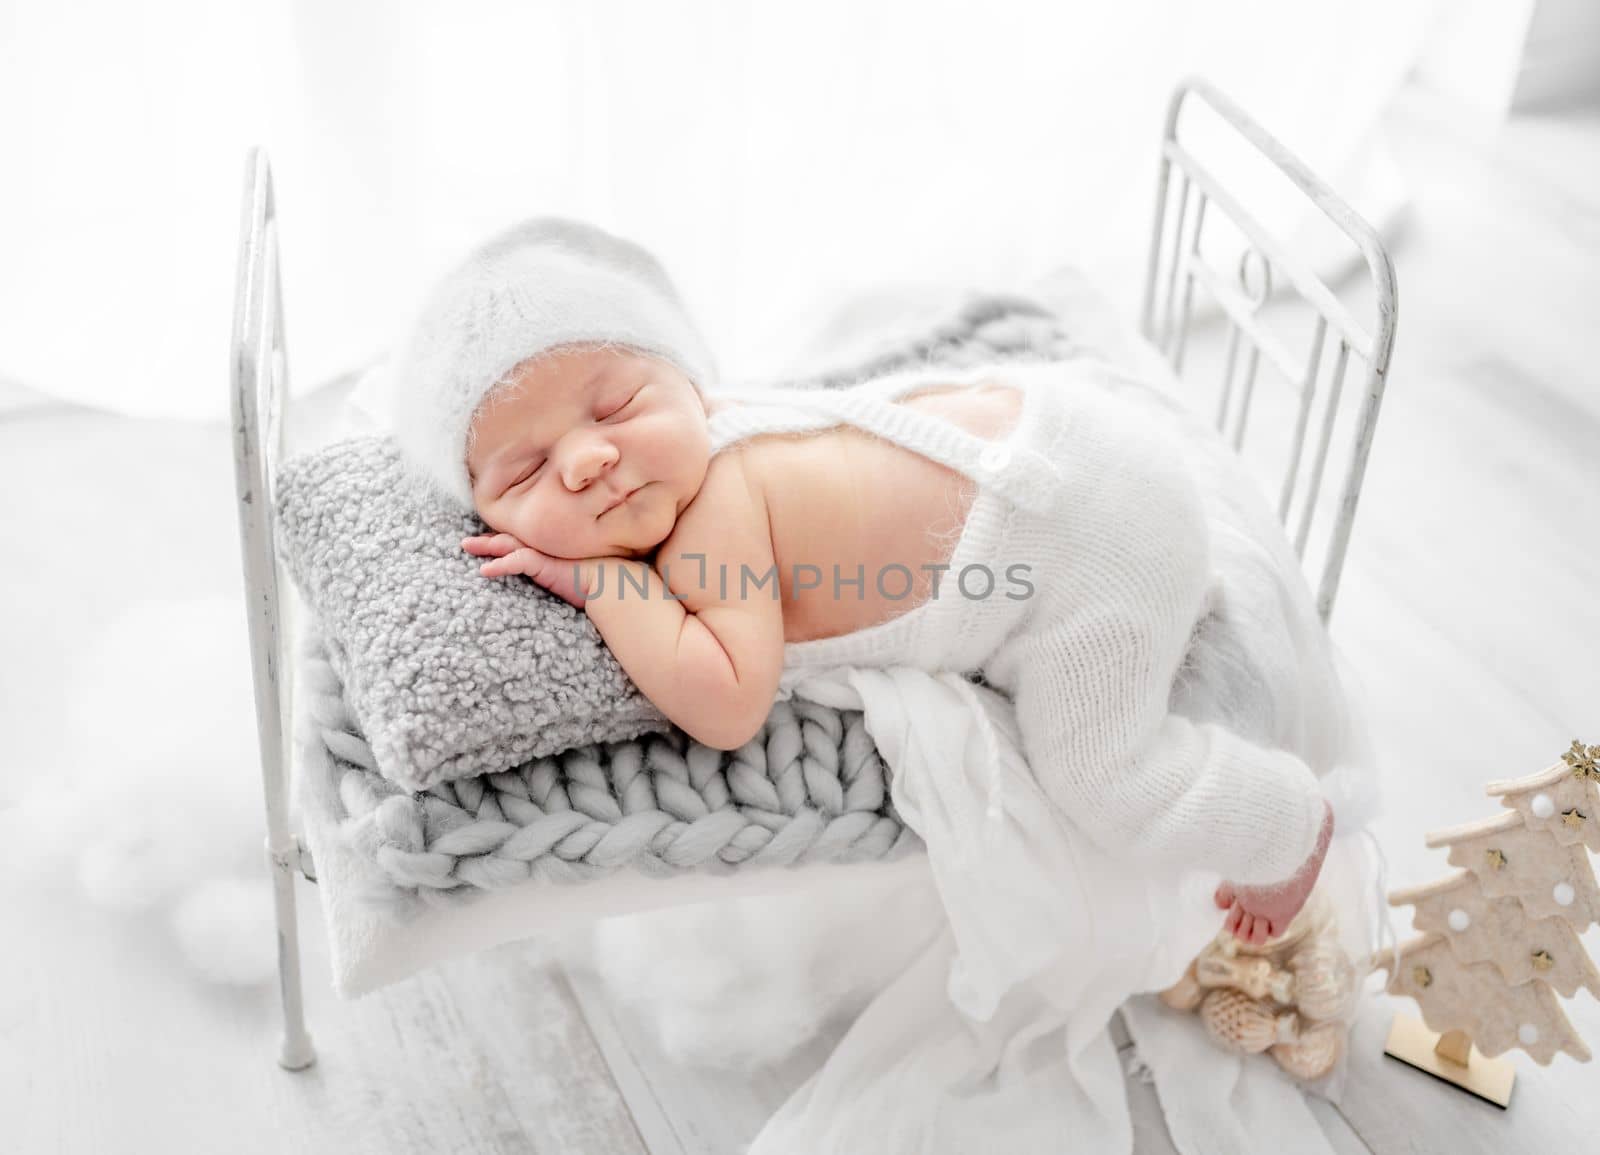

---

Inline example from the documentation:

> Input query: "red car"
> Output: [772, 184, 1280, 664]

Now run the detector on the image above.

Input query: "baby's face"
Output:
[466, 345, 711, 561]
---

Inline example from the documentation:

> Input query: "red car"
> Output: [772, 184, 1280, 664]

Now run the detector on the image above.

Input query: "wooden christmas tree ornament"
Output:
[1375, 739, 1599, 1108]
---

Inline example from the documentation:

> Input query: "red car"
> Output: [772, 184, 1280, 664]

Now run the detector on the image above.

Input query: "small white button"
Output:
[978, 444, 1012, 472]
[1448, 908, 1470, 932]
[1518, 1023, 1540, 1046]
[1531, 793, 1554, 818]
[1553, 882, 1576, 907]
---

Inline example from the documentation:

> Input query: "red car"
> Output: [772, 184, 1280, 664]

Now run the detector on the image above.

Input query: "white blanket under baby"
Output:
[751, 664, 1362, 1155]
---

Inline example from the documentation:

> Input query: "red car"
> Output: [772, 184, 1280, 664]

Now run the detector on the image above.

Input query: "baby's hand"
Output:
[1213, 799, 1335, 946]
[462, 533, 596, 609]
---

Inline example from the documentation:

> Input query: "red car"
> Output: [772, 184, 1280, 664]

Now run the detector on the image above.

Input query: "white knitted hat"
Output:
[387, 216, 718, 512]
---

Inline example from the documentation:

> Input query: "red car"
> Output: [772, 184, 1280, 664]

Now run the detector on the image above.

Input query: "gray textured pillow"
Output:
[276, 289, 1082, 794]
[274, 438, 671, 793]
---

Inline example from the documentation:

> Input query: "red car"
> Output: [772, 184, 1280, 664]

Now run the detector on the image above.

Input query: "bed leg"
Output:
[266, 834, 317, 1071]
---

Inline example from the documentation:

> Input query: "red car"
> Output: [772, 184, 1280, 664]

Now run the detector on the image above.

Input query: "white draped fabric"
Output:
[1, 0, 1442, 420]
[750, 662, 1385, 1153]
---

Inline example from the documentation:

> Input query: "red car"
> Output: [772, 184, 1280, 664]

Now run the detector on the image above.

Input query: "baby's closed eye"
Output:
[603, 387, 643, 418]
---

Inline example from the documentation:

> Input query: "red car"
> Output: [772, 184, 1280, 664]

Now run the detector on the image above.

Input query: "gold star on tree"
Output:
[1531, 949, 1555, 972]
[1484, 847, 1508, 870]
[1413, 965, 1433, 989]
[1562, 808, 1588, 829]
[1562, 738, 1600, 782]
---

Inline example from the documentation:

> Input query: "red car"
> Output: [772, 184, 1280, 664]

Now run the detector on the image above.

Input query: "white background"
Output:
[0, 0, 1466, 420]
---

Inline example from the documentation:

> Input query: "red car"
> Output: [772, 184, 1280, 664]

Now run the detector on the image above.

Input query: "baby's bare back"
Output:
[702, 382, 1023, 643]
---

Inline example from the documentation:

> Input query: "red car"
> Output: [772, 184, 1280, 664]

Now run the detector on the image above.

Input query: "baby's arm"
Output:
[603, 458, 783, 749]
[588, 505, 787, 745]
[470, 541, 780, 748]
[472, 457, 784, 751]
[582, 526, 785, 751]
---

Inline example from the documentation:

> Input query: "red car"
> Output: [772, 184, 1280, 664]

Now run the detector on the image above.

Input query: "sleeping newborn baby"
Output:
[389, 218, 1335, 946]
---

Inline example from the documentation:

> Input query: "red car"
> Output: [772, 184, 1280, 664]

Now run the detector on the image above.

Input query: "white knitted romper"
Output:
[705, 359, 1333, 886]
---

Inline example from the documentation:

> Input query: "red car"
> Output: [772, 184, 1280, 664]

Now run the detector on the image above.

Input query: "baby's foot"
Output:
[1213, 799, 1335, 946]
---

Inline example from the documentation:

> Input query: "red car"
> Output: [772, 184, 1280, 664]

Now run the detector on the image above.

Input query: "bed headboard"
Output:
[229, 148, 303, 878]
[1139, 76, 1399, 628]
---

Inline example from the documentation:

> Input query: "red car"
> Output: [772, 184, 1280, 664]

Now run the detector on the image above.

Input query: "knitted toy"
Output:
[1158, 886, 1359, 1081]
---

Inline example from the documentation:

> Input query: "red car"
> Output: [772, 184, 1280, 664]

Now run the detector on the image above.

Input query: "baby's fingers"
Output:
[479, 546, 546, 578]
[462, 533, 523, 557]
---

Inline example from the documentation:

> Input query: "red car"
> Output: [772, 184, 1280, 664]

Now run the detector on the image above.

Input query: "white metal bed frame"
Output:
[231, 75, 1398, 1072]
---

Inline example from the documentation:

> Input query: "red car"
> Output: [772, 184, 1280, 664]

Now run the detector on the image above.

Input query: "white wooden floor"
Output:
[2, 86, 1597, 1152]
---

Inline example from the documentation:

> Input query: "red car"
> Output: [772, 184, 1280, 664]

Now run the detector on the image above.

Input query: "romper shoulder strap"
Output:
[705, 388, 838, 456]
[704, 376, 1065, 515]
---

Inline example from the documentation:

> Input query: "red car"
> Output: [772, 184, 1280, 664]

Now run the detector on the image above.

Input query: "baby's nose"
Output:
[564, 441, 618, 488]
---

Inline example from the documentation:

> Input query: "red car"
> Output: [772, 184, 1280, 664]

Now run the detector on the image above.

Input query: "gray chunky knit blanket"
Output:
[303, 620, 925, 922]
[289, 290, 1086, 916]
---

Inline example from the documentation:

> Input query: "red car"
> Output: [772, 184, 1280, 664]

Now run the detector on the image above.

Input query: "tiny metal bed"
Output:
[231, 76, 1399, 1071]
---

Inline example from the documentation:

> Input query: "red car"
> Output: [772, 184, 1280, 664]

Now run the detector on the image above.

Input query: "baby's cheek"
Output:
[532, 512, 596, 558]
[524, 524, 568, 556]
[473, 505, 511, 538]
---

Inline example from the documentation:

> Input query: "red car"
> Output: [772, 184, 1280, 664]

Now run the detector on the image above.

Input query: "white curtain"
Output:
[1, 0, 1445, 422]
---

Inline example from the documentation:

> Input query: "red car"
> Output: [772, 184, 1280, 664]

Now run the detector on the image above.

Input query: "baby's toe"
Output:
[1214, 883, 1235, 910]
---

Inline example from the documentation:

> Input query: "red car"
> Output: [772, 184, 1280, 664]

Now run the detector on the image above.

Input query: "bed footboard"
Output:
[1141, 76, 1399, 626]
